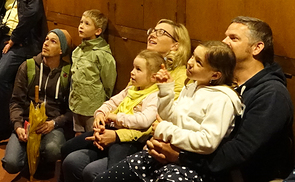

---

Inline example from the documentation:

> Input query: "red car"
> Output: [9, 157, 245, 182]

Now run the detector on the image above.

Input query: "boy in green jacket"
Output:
[69, 9, 117, 136]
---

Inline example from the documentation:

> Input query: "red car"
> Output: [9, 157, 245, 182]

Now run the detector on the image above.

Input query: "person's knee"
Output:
[82, 157, 108, 182]
[42, 142, 61, 163]
[62, 152, 84, 181]
[82, 167, 95, 182]
[62, 152, 78, 173]
[82, 164, 98, 182]
[60, 141, 70, 160]
[1, 157, 24, 174]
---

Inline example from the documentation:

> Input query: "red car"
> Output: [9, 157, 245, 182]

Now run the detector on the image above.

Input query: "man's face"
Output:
[222, 23, 253, 62]
[41, 32, 62, 57]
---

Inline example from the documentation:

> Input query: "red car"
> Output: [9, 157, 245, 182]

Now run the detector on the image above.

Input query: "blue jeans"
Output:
[1, 128, 66, 174]
[61, 131, 145, 182]
[0, 41, 32, 138]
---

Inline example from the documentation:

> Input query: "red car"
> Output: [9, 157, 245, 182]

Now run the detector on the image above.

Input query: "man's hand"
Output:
[16, 127, 27, 142]
[147, 137, 180, 164]
[35, 120, 55, 134]
[93, 113, 106, 129]
[2, 40, 14, 54]
[155, 64, 173, 83]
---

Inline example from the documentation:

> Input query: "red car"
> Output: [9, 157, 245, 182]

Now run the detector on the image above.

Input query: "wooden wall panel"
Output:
[111, 36, 146, 94]
[45, 0, 109, 17]
[71, 0, 109, 17]
[245, 0, 295, 58]
[47, 21, 80, 47]
[143, 0, 178, 29]
[186, 0, 245, 42]
[114, 0, 144, 29]
[44, 0, 295, 96]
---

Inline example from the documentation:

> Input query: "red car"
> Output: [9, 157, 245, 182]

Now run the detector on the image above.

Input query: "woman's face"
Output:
[147, 23, 177, 56]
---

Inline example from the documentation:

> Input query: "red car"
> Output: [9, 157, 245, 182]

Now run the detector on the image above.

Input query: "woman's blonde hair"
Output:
[157, 19, 191, 70]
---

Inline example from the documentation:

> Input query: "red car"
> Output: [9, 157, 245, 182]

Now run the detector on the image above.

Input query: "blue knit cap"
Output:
[49, 29, 68, 56]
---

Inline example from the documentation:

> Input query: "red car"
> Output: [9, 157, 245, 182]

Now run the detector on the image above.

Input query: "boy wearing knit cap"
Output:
[69, 9, 117, 136]
[2, 29, 73, 178]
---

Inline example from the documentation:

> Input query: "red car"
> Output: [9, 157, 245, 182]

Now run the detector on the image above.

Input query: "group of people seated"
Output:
[0, 0, 294, 182]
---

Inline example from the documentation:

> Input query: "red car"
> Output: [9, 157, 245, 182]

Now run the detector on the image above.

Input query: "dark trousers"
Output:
[60, 131, 145, 182]
[0, 36, 31, 139]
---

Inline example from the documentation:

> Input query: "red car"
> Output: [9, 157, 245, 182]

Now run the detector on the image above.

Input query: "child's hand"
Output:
[156, 114, 163, 122]
[156, 64, 173, 83]
[152, 114, 162, 134]
[152, 121, 159, 135]
[106, 113, 117, 123]
[93, 113, 106, 129]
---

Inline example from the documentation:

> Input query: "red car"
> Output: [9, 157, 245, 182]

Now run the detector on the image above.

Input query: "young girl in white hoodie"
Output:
[93, 41, 244, 182]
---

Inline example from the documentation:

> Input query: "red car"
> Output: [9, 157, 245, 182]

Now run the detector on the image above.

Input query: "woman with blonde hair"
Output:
[147, 19, 191, 99]
[60, 19, 192, 182]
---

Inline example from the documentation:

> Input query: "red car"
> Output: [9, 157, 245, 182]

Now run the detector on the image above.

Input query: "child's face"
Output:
[78, 16, 100, 40]
[130, 57, 155, 90]
[186, 46, 215, 86]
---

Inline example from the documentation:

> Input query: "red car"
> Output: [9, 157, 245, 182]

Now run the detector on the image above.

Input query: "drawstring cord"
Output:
[39, 62, 43, 92]
[38, 61, 60, 101]
[55, 77, 60, 99]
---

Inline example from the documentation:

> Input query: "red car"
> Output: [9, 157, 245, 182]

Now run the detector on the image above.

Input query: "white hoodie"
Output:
[154, 81, 244, 154]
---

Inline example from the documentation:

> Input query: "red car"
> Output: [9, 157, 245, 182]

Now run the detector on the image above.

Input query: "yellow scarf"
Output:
[113, 84, 158, 114]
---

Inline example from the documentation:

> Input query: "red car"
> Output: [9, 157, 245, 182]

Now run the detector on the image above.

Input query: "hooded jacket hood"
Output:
[205, 85, 244, 117]
[236, 62, 286, 96]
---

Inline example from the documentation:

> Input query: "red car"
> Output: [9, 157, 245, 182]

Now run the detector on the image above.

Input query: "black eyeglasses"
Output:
[147, 28, 178, 42]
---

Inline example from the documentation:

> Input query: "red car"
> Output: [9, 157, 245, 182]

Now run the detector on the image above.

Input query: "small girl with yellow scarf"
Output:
[61, 49, 164, 182]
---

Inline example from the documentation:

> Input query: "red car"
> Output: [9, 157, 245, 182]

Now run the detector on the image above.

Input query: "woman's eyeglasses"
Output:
[147, 28, 178, 42]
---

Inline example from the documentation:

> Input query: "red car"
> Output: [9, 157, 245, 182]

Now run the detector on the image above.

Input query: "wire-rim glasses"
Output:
[147, 28, 178, 42]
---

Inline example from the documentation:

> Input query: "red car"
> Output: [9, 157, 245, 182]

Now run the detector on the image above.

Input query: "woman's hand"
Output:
[91, 129, 117, 150]
[85, 127, 104, 150]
